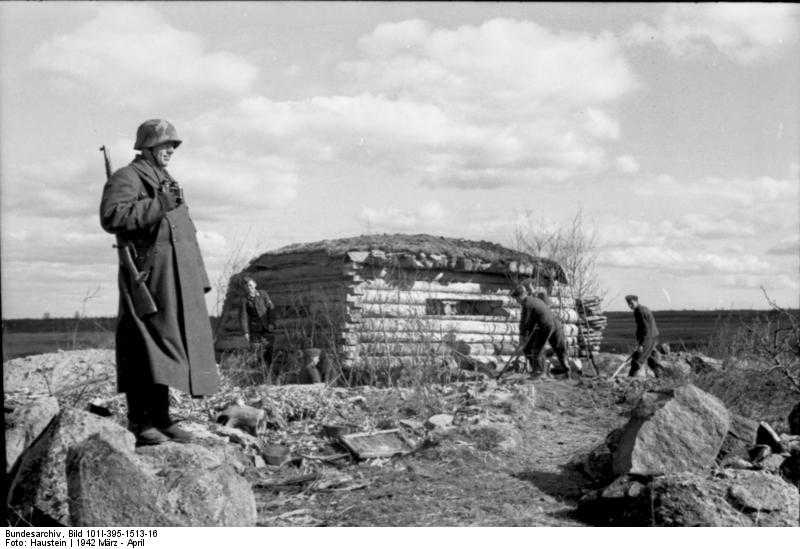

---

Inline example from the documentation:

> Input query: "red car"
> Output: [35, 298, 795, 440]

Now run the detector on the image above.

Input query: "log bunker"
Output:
[215, 234, 606, 382]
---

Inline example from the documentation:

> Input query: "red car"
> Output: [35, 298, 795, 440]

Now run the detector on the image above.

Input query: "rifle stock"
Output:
[101, 144, 158, 318]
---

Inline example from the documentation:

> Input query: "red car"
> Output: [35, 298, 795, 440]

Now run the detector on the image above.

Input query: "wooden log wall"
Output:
[216, 248, 605, 378]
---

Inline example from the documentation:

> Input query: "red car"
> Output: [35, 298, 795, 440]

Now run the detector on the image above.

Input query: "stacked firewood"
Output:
[574, 296, 607, 357]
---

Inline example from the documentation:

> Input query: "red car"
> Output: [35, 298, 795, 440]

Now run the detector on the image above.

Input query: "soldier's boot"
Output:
[530, 357, 546, 380]
[151, 384, 194, 443]
[158, 423, 194, 443]
[126, 390, 167, 446]
[628, 363, 645, 378]
[134, 426, 169, 446]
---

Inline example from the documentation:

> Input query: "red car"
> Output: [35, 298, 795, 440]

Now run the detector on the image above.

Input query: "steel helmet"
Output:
[134, 119, 182, 151]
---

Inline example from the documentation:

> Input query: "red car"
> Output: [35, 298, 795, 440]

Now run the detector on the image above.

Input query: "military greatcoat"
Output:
[100, 155, 219, 396]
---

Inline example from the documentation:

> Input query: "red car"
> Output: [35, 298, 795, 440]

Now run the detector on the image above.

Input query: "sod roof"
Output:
[262, 233, 567, 282]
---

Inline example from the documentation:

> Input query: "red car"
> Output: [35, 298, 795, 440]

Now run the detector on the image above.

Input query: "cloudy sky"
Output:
[1, 2, 798, 318]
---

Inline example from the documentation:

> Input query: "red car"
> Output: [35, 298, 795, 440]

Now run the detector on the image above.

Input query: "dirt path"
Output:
[255, 377, 631, 526]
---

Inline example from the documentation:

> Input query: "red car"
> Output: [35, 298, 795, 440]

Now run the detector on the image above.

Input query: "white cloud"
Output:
[615, 155, 640, 174]
[599, 246, 770, 276]
[721, 273, 799, 292]
[675, 213, 757, 240]
[171, 148, 299, 223]
[627, 4, 800, 64]
[634, 174, 798, 226]
[584, 108, 620, 140]
[191, 18, 638, 189]
[767, 235, 800, 256]
[358, 201, 447, 232]
[31, 5, 258, 107]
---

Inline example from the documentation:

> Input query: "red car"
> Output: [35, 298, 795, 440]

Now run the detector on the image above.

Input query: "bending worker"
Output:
[511, 284, 571, 379]
[625, 294, 664, 377]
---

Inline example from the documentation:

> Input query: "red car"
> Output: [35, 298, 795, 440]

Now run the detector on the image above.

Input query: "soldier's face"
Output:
[151, 143, 176, 167]
[246, 280, 257, 295]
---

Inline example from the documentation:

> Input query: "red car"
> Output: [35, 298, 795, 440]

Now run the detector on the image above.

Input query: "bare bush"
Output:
[706, 288, 799, 394]
[513, 209, 603, 301]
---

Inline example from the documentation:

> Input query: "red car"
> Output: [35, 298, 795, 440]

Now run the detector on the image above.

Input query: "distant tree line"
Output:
[2, 317, 222, 333]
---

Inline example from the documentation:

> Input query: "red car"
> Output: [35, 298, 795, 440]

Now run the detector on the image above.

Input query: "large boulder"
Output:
[8, 409, 134, 524]
[656, 355, 692, 380]
[8, 409, 256, 526]
[66, 434, 174, 526]
[69, 435, 256, 526]
[5, 396, 59, 472]
[613, 384, 730, 476]
[579, 470, 799, 526]
[652, 470, 798, 527]
[717, 413, 759, 462]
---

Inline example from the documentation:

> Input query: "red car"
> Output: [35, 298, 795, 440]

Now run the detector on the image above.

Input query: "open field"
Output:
[2, 310, 796, 360]
[2, 331, 116, 361]
[602, 309, 797, 354]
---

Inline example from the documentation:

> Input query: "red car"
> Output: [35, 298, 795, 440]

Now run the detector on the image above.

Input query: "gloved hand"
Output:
[157, 190, 180, 212]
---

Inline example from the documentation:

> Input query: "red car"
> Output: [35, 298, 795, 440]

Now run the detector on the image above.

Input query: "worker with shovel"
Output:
[511, 284, 571, 380]
[625, 294, 665, 378]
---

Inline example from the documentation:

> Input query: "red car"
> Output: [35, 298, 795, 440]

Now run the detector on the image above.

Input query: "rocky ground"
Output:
[4, 349, 799, 526]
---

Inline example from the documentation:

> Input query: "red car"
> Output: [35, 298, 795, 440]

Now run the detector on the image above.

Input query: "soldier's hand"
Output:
[244, 333, 250, 342]
[157, 190, 180, 212]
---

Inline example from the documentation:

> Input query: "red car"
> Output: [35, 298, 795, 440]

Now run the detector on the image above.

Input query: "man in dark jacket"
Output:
[239, 276, 276, 368]
[625, 294, 664, 377]
[100, 119, 220, 446]
[511, 285, 570, 379]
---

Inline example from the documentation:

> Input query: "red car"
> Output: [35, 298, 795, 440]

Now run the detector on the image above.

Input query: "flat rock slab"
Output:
[613, 384, 730, 476]
[339, 429, 416, 459]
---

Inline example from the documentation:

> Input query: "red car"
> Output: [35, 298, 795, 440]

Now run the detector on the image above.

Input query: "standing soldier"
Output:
[511, 285, 571, 379]
[100, 119, 219, 446]
[239, 276, 276, 369]
[625, 294, 664, 377]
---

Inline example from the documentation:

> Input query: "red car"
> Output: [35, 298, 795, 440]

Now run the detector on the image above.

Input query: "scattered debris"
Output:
[339, 429, 416, 459]
[216, 404, 266, 436]
[426, 414, 454, 430]
[262, 444, 291, 466]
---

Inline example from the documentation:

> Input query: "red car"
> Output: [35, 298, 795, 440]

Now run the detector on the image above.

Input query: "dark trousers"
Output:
[524, 325, 569, 375]
[125, 383, 171, 430]
[629, 338, 664, 377]
[251, 333, 274, 367]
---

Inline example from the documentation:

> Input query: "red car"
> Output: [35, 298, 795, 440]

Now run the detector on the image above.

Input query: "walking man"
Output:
[511, 285, 571, 379]
[625, 294, 664, 377]
[100, 119, 220, 446]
